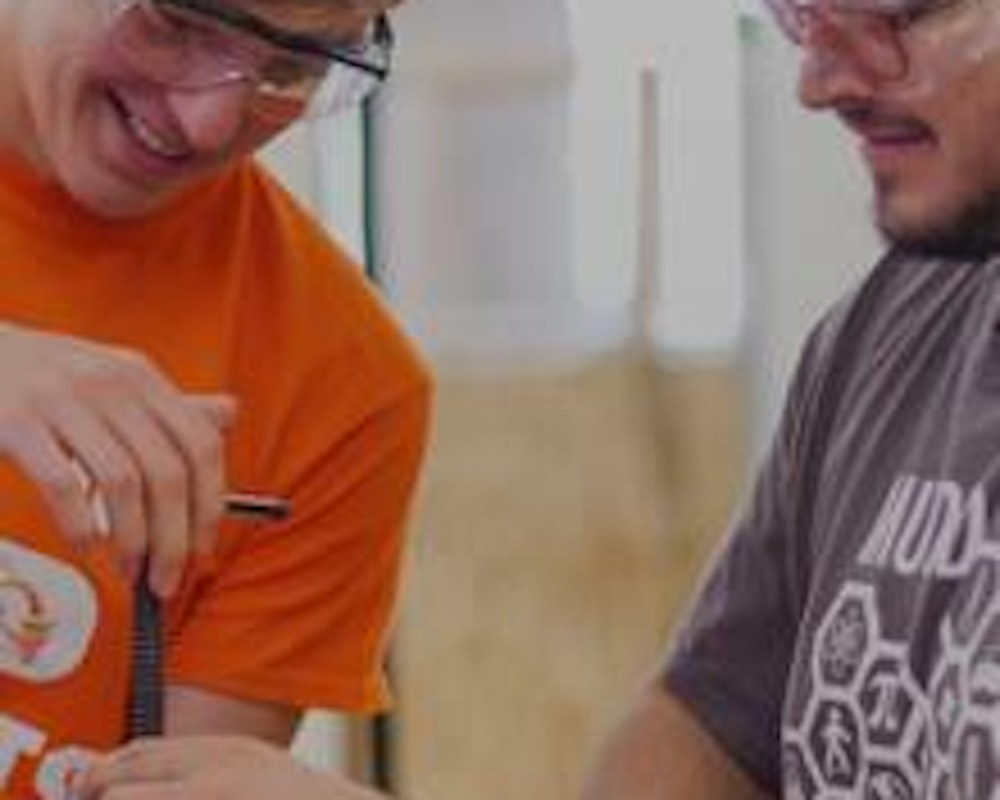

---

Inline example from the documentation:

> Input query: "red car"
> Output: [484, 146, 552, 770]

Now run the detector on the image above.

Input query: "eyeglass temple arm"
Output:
[156, 0, 393, 77]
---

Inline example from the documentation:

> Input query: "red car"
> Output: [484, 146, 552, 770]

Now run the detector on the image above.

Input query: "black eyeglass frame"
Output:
[153, 0, 394, 80]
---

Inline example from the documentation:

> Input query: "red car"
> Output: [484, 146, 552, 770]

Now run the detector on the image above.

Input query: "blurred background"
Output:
[265, 0, 882, 796]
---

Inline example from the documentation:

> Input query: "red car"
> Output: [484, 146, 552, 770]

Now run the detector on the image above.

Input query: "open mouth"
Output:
[106, 90, 191, 162]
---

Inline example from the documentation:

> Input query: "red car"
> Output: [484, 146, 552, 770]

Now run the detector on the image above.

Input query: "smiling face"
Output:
[795, 0, 1000, 256]
[0, 0, 394, 219]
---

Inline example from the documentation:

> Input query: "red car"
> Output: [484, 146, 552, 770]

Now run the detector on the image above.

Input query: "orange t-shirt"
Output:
[0, 152, 431, 799]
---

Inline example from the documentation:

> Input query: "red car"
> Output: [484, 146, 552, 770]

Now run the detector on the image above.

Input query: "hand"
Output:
[79, 736, 387, 800]
[0, 322, 236, 596]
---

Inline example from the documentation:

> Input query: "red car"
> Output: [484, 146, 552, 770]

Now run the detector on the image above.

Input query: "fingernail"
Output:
[151, 566, 180, 599]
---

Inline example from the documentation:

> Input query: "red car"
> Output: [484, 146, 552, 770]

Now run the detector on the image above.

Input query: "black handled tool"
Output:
[127, 574, 163, 739]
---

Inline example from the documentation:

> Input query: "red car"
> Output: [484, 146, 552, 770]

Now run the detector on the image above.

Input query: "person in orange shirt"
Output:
[0, 0, 430, 796]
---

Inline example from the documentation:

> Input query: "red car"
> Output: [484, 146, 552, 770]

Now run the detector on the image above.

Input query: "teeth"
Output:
[124, 111, 187, 159]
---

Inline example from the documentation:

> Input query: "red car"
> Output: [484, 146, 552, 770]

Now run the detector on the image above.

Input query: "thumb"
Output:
[187, 393, 238, 429]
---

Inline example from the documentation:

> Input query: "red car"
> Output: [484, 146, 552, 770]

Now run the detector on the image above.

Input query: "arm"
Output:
[583, 685, 772, 800]
[594, 295, 858, 799]
[165, 684, 300, 745]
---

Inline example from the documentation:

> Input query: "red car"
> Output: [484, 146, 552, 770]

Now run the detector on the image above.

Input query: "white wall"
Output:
[739, 16, 880, 455]
[377, 0, 584, 368]
[264, 0, 884, 457]
[261, 114, 367, 262]
[567, 0, 880, 452]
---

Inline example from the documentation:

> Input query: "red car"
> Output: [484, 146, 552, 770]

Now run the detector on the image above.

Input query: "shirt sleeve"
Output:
[165, 380, 431, 714]
[157, 165, 434, 716]
[663, 292, 857, 791]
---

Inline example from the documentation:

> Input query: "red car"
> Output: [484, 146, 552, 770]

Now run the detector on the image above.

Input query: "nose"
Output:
[796, 9, 885, 108]
[167, 79, 254, 154]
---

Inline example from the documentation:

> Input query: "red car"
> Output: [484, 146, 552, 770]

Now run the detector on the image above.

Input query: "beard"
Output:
[875, 173, 1000, 259]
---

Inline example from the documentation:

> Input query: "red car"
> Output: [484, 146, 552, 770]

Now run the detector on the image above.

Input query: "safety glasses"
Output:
[104, 0, 394, 120]
[763, 0, 961, 80]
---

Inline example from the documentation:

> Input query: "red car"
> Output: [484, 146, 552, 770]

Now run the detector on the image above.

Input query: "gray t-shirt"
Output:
[667, 250, 1000, 799]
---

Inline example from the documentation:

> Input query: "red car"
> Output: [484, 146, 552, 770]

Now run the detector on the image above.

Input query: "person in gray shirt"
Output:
[584, 0, 1000, 798]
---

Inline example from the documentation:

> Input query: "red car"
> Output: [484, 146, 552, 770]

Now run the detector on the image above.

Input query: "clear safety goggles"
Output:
[763, 0, 959, 79]
[103, 0, 394, 120]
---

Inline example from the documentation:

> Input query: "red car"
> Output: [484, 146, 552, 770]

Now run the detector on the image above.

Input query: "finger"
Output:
[43, 401, 149, 580]
[80, 748, 175, 799]
[86, 738, 224, 790]
[111, 368, 233, 568]
[137, 390, 229, 562]
[186, 393, 238, 430]
[95, 397, 198, 596]
[81, 762, 184, 800]
[101, 785, 187, 800]
[0, 418, 98, 546]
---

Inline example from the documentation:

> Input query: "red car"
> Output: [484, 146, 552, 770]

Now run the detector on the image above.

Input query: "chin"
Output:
[876, 193, 1000, 259]
[93, 196, 162, 219]
[75, 192, 160, 219]
[52, 135, 182, 219]
[62, 170, 169, 219]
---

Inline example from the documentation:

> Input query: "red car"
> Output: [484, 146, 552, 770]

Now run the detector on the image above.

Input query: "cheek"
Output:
[18, 56, 85, 170]
[900, 33, 1000, 182]
[936, 76, 1000, 182]
[901, 3, 1000, 96]
[21, 28, 108, 138]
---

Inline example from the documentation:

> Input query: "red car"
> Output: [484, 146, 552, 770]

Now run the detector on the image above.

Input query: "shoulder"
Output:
[782, 249, 985, 458]
[800, 248, 980, 376]
[777, 251, 954, 454]
[220, 161, 431, 405]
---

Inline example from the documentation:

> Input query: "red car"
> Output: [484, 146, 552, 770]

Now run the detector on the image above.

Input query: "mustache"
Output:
[837, 103, 934, 139]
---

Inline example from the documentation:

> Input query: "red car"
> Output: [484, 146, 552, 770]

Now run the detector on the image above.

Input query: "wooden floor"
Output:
[392, 353, 748, 800]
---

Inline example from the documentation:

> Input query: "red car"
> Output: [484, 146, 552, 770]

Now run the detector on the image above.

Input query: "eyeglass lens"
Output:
[106, 0, 388, 117]
[766, 0, 908, 78]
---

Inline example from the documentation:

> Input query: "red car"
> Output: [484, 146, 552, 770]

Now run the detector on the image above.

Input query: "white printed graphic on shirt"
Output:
[783, 475, 1000, 800]
[0, 540, 97, 682]
[0, 713, 99, 800]
[0, 540, 101, 799]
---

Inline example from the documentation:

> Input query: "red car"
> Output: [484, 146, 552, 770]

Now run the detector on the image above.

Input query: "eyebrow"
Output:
[158, 0, 391, 75]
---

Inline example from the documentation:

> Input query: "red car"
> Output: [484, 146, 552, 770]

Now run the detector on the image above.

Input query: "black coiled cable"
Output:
[127, 574, 163, 739]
